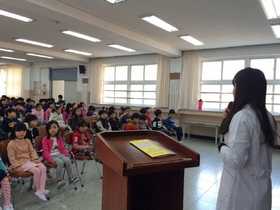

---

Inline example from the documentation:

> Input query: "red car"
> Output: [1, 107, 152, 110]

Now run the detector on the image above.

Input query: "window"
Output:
[0, 67, 7, 96]
[103, 64, 157, 106]
[200, 60, 245, 110]
[200, 58, 280, 113]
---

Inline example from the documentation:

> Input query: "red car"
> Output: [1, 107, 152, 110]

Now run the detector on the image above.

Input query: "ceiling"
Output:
[0, 0, 279, 66]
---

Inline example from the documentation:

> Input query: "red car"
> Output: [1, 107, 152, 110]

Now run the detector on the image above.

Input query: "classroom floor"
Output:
[4, 137, 280, 210]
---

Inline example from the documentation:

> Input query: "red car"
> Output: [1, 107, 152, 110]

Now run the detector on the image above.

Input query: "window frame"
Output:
[102, 63, 157, 106]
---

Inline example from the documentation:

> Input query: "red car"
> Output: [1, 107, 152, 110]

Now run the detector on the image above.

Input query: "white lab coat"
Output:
[217, 105, 276, 210]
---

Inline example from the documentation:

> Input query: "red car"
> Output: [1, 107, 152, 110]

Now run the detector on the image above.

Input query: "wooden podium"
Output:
[96, 130, 200, 210]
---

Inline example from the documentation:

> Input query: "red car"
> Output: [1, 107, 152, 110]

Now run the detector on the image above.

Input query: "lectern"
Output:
[96, 130, 200, 210]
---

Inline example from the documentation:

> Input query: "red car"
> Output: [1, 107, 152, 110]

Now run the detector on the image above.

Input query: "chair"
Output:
[37, 126, 47, 137]
[83, 116, 97, 135]
[64, 132, 102, 179]
[0, 140, 34, 191]
[35, 136, 82, 190]
[67, 117, 72, 127]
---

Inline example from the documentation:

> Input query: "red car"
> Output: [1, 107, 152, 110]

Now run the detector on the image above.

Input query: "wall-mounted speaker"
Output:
[79, 65, 86, 74]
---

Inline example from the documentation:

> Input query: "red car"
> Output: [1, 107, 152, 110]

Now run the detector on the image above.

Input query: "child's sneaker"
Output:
[3, 205, 14, 210]
[44, 189, 50, 195]
[69, 177, 80, 185]
[35, 191, 47, 201]
[56, 180, 66, 189]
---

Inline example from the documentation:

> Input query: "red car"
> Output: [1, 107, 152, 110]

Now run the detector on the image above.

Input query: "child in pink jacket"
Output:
[42, 120, 79, 189]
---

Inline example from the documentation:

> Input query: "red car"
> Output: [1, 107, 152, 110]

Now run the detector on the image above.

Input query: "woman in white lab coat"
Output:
[216, 68, 277, 210]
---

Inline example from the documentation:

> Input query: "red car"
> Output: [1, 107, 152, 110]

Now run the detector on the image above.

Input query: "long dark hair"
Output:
[10, 122, 27, 140]
[46, 120, 60, 138]
[221, 67, 276, 147]
[65, 103, 73, 115]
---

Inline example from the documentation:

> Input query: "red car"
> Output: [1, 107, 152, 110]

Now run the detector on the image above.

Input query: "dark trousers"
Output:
[172, 126, 182, 141]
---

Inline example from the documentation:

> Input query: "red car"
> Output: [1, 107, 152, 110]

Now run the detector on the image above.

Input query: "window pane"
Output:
[131, 65, 144, 81]
[203, 102, 220, 110]
[273, 95, 280, 103]
[115, 92, 127, 97]
[104, 85, 114, 90]
[250, 59, 274, 79]
[145, 64, 157, 80]
[144, 99, 155, 105]
[223, 60, 245, 80]
[130, 99, 142, 104]
[273, 105, 280, 113]
[201, 85, 220, 92]
[104, 67, 115, 81]
[115, 85, 127, 90]
[144, 92, 156, 99]
[274, 85, 280, 94]
[200, 93, 220, 102]
[131, 85, 143, 91]
[144, 85, 156, 91]
[267, 85, 273, 94]
[103, 98, 114, 103]
[116, 66, 128, 81]
[104, 91, 114, 97]
[276, 58, 280, 79]
[266, 104, 272, 112]
[115, 98, 127, 104]
[221, 85, 233, 93]
[266, 95, 273, 103]
[130, 92, 143, 98]
[201, 62, 222, 80]
[221, 94, 234, 102]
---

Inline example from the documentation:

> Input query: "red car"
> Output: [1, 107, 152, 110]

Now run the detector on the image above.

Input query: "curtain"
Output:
[155, 55, 170, 108]
[89, 58, 104, 104]
[177, 51, 201, 110]
[6, 65, 24, 97]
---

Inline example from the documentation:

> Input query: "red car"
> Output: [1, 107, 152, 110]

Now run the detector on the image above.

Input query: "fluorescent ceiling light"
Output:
[62, 30, 101, 42]
[26, 53, 54, 59]
[15, 39, 53, 48]
[259, 0, 280, 19]
[105, 0, 125, 4]
[271, 25, 280, 38]
[142, 15, 179, 32]
[0, 9, 34, 22]
[108, 44, 136, 52]
[64, 49, 92, 56]
[179, 35, 205, 46]
[0, 56, 27, 61]
[0, 48, 14, 52]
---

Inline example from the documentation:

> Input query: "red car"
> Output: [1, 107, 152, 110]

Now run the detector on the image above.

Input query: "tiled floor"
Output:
[3, 137, 280, 210]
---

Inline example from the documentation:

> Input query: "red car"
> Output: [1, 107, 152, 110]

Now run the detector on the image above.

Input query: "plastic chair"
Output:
[64, 132, 102, 179]
[37, 126, 47, 137]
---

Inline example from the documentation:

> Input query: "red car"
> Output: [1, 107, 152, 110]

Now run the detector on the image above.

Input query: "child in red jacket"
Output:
[42, 120, 79, 189]
[71, 119, 94, 158]
[125, 113, 140, 130]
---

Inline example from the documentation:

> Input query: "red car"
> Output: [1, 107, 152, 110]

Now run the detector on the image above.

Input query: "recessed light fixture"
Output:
[62, 30, 101, 42]
[108, 44, 136, 52]
[0, 48, 14, 52]
[271, 24, 280, 38]
[15, 39, 53, 48]
[0, 9, 34, 22]
[142, 15, 179, 32]
[179, 35, 205, 46]
[259, 0, 280, 19]
[26, 53, 54, 59]
[105, 0, 125, 4]
[0, 56, 27, 61]
[64, 49, 92, 56]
